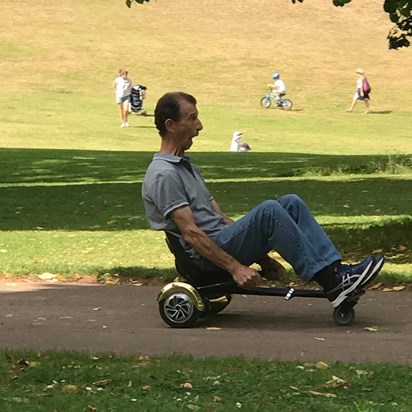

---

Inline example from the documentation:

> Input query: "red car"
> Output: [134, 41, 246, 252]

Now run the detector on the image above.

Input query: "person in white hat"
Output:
[230, 131, 243, 152]
[346, 68, 371, 113]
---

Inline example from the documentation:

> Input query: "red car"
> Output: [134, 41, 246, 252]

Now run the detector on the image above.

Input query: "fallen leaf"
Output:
[315, 361, 329, 369]
[324, 375, 348, 388]
[180, 382, 193, 389]
[290, 385, 300, 391]
[396, 244, 407, 252]
[314, 337, 325, 341]
[142, 385, 151, 390]
[87, 405, 97, 412]
[62, 384, 78, 393]
[364, 326, 379, 332]
[206, 327, 221, 331]
[309, 390, 336, 398]
[382, 288, 393, 292]
[37, 273, 56, 280]
[369, 282, 382, 290]
[213, 395, 222, 402]
[93, 379, 110, 387]
[392, 286, 406, 291]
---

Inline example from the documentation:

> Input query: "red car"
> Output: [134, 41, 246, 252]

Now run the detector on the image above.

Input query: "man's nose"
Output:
[197, 119, 203, 130]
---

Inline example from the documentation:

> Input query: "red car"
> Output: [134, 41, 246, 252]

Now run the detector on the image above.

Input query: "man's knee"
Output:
[278, 194, 303, 206]
[259, 199, 279, 212]
[256, 197, 305, 217]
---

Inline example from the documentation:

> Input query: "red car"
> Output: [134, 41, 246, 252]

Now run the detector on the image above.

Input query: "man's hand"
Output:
[231, 265, 261, 287]
[259, 256, 286, 281]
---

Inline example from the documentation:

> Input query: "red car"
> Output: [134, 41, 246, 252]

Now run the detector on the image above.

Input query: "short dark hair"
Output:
[154, 92, 197, 136]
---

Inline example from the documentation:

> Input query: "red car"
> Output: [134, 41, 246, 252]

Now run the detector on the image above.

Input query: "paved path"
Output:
[0, 281, 410, 364]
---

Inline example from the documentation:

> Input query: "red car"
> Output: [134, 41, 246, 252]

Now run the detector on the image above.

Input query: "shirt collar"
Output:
[153, 153, 191, 164]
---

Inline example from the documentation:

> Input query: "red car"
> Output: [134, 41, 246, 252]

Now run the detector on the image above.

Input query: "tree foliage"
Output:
[126, 0, 412, 49]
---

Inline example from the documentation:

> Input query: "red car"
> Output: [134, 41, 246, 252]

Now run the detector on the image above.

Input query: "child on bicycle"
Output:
[268, 73, 286, 100]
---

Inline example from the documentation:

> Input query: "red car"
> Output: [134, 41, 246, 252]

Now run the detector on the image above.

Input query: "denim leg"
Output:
[204, 195, 341, 281]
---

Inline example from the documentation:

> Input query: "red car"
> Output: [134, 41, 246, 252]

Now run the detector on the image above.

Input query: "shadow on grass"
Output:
[1, 147, 410, 185]
[0, 147, 410, 251]
[97, 265, 177, 282]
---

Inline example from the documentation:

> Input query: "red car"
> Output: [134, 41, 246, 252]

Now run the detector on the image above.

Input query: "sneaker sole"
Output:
[330, 260, 373, 308]
[359, 255, 385, 288]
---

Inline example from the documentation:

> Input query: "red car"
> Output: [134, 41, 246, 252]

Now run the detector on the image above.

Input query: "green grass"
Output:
[1, 350, 411, 411]
[0, 0, 411, 407]
[0, 0, 411, 283]
[0, 149, 411, 282]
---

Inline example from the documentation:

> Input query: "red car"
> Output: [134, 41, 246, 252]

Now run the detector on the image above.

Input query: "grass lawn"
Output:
[0, 0, 411, 406]
[0, 148, 410, 282]
[0, 350, 411, 411]
[0, 1, 411, 283]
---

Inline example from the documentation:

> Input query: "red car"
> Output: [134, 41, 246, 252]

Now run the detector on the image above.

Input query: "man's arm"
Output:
[170, 206, 260, 287]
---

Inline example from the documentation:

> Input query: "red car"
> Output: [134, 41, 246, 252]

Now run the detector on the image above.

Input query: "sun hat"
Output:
[355, 68, 365, 75]
[233, 131, 243, 138]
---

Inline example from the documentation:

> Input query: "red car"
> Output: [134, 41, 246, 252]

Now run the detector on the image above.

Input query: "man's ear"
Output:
[165, 118, 175, 134]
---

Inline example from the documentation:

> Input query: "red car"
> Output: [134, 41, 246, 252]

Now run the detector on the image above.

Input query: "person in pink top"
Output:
[346, 68, 371, 114]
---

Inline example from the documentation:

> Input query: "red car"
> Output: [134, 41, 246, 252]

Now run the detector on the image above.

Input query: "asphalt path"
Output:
[0, 281, 410, 364]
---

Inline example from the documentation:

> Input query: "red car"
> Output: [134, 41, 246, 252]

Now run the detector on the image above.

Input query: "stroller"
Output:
[129, 84, 147, 115]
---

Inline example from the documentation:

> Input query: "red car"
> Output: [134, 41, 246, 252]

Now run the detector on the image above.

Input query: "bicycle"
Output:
[260, 90, 293, 111]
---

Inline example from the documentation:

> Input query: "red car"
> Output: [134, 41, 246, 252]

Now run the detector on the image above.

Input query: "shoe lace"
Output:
[336, 265, 359, 288]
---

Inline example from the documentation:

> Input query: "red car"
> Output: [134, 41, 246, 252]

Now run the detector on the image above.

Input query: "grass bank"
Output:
[0, 149, 410, 283]
[0, 351, 411, 411]
[0, 0, 411, 282]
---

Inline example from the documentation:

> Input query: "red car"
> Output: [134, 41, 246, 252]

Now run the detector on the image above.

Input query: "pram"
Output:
[129, 84, 147, 115]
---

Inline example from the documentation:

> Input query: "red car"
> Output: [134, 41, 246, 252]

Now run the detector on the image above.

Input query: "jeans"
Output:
[196, 194, 341, 281]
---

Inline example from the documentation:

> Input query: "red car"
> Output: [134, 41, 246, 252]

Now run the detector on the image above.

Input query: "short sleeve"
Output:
[150, 170, 189, 217]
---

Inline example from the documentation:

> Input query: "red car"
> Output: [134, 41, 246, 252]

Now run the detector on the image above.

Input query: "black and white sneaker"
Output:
[325, 254, 384, 308]
[359, 254, 385, 288]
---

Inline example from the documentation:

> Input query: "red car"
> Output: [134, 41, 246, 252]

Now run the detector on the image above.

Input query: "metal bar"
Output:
[197, 283, 326, 299]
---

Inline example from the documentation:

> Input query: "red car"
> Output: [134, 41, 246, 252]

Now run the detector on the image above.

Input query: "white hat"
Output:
[233, 131, 243, 138]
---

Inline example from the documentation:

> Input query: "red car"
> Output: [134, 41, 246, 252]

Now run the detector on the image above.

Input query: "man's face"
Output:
[173, 100, 203, 152]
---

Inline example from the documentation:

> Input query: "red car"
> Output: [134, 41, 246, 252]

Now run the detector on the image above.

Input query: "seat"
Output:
[165, 232, 234, 287]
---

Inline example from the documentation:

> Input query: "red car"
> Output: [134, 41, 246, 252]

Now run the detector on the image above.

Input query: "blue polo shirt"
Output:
[142, 153, 228, 258]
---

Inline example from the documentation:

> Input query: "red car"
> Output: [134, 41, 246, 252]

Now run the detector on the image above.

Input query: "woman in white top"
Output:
[113, 70, 132, 127]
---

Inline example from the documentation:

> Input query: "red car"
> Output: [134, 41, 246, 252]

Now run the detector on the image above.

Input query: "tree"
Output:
[126, 0, 412, 49]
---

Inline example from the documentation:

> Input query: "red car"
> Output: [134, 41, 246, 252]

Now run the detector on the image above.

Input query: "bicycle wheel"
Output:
[260, 97, 271, 109]
[281, 99, 293, 111]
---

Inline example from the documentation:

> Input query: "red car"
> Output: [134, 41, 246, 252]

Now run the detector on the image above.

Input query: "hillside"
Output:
[0, 0, 411, 153]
